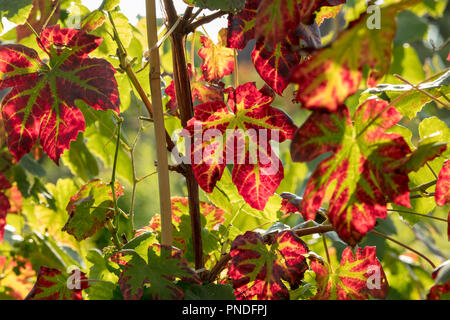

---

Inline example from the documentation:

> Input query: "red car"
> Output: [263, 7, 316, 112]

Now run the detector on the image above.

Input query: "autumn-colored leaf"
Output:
[279, 192, 302, 215]
[251, 34, 302, 95]
[198, 32, 235, 82]
[315, 3, 343, 25]
[254, 0, 300, 47]
[0, 25, 120, 163]
[185, 82, 296, 210]
[0, 256, 35, 300]
[290, 99, 436, 245]
[118, 245, 201, 300]
[62, 179, 124, 241]
[290, 5, 401, 111]
[436, 160, 450, 206]
[309, 246, 389, 300]
[229, 230, 309, 300]
[227, 0, 259, 50]
[427, 260, 450, 300]
[25, 266, 88, 300]
[0, 172, 11, 241]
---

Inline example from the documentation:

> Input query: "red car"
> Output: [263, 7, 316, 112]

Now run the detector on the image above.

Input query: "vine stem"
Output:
[146, 0, 173, 248]
[410, 179, 437, 193]
[370, 230, 436, 269]
[387, 209, 447, 222]
[322, 234, 333, 273]
[110, 117, 122, 230]
[163, 0, 204, 273]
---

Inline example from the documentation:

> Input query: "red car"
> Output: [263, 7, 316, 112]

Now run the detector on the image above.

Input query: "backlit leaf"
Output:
[309, 246, 389, 300]
[0, 25, 120, 163]
[290, 99, 440, 245]
[185, 82, 296, 210]
[436, 160, 450, 207]
[229, 230, 309, 300]
[254, 0, 300, 47]
[226, 0, 259, 50]
[62, 179, 124, 241]
[118, 245, 201, 300]
[198, 34, 235, 82]
[25, 266, 88, 300]
[290, 3, 413, 111]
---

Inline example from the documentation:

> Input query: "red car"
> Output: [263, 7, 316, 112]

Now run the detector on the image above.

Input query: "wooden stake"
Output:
[145, 0, 173, 247]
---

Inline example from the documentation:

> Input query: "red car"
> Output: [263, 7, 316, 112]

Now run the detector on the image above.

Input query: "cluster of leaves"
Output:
[0, 0, 449, 301]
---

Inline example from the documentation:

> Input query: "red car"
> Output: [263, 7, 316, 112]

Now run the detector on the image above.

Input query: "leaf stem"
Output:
[370, 230, 436, 269]
[110, 117, 123, 230]
[322, 234, 332, 272]
[410, 179, 437, 193]
[42, 0, 61, 31]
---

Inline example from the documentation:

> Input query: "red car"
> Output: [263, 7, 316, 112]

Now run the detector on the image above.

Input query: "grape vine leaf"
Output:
[427, 260, 450, 300]
[229, 230, 309, 300]
[290, 1, 419, 112]
[198, 32, 235, 82]
[290, 98, 445, 245]
[226, 0, 321, 95]
[0, 172, 12, 241]
[309, 247, 389, 300]
[0, 25, 120, 163]
[62, 179, 124, 241]
[185, 82, 297, 210]
[361, 70, 450, 119]
[436, 160, 450, 206]
[226, 0, 259, 50]
[0, 0, 34, 34]
[251, 34, 302, 95]
[25, 266, 89, 300]
[0, 256, 35, 300]
[165, 64, 224, 111]
[315, 3, 343, 25]
[254, 0, 300, 47]
[118, 245, 201, 300]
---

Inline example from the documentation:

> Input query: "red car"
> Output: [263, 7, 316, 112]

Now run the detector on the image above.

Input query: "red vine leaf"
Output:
[229, 230, 309, 300]
[62, 179, 124, 241]
[291, 99, 417, 245]
[299, 0, 346, 25]
[25, 266, 88, 300]
[185, 82, 296, 210]
[251, 35, 302, 95]
[310, 246, 389, 300]
[0, 172, 12, 241]
[118, 245, 201, 300]
[427, 260, 450, 300]
[254, 0, 300, 47]
[0, 25, 120, 163]
[198, 32, 235, 82]
[227, 0, 259, 50]
[436, 160, 450, 206]
[290, 8, 400, 111]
